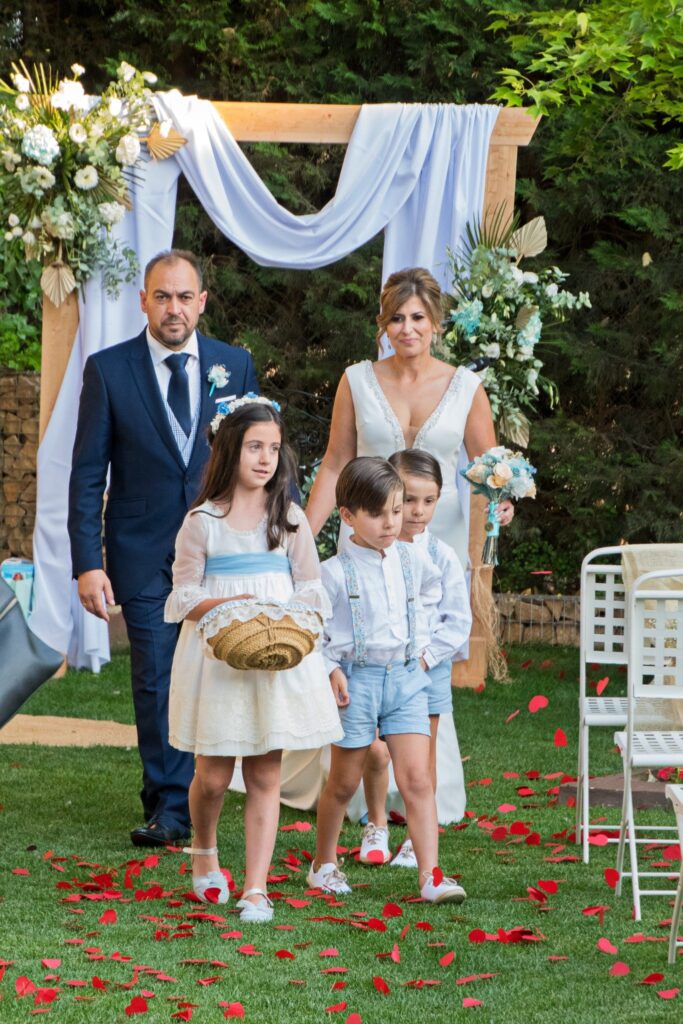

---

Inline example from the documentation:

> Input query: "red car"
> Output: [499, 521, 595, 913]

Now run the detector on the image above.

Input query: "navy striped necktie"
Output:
[165, 353, 191, 436]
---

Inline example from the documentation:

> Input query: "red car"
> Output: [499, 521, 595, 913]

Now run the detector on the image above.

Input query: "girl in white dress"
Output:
[165, 397, 343, 923]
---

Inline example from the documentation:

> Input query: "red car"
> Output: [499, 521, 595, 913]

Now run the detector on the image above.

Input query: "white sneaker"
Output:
[390, 838, 418, 869]
[306, 862, 352, 895]
[421, 872, 467, 904]
[359, 822, 392, 864]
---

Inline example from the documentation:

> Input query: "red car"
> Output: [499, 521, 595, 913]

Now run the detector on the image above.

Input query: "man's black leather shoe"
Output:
[130, 821, 191, 848]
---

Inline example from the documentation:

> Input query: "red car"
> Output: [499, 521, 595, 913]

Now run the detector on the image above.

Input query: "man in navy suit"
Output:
[68, 249, 259, 847]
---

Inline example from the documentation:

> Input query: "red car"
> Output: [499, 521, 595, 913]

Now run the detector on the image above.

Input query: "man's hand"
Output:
[330, 667, 350, 707]
[78, 570, 115, 622]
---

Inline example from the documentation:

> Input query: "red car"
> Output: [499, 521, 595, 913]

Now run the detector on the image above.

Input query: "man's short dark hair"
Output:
[336, 457, 403, 515]
[143, 249, 204, 290]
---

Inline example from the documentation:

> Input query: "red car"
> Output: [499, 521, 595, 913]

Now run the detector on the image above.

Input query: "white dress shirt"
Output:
[413, 528, 472, 668]
[321, 539, 441, 674]
[147, 328, 201, 414]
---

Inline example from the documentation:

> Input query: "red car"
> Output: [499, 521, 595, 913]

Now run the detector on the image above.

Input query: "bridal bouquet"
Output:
[461, 446, 536, 566]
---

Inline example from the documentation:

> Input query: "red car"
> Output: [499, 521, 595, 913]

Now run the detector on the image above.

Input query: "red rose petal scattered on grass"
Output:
[222, 1003, 245, 1018]
[537, 880, 559, 895]
[320, 949, 339, 957]
[528, 695, 549, 713]
[431, 867, 444, 886]
[124, 996, 149, 1015]
[332, 981, 347, 991]
[462, 997, 483, 1008]
[382, 902, 403, 918]
[439, 951, 456, 967]
[589, 834, 609, 847]
[456, 974, 497, 985]
[596, 677, 610, 696]
[99, 909, 117, 925]
[41, 959, 61, 970]
[372, 976, 390, 995]
[554, 729, 568, 748]
[280, 821, 312, 831]
[597, 938, 618, 955]
[663, 845, 682, 861]
[639, 972, 665, 985]
[16, 977, 37, 998]
[497, 804, 517, 814]
[609, 962, 630, 976]
[582, 905, 609, 926]
[345, 1015, 362, 1024]
[275, 950, 295, 960]
[604, 868, 620, 890]
[34, 988, 60, 1004]
[505, 710, 520, 724]
[658, 989, 680, 1000]
[365, 850, 385, 864]
[325, 1002, 348, 1013]
[468, 930, 487, 944]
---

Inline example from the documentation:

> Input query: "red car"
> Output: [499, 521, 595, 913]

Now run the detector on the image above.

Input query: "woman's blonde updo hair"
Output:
[376, 267, 444, 348]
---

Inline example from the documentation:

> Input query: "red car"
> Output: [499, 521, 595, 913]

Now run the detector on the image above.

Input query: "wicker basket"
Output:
[206, 610, 318, 671]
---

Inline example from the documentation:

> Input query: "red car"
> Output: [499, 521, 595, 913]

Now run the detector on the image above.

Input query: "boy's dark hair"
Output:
[388, 449, 443, 492]
[336, 456, 403, 514]
[192, 402, 299, 549]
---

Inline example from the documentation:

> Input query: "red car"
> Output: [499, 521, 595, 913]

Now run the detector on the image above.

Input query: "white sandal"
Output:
[183, 845, 229, 905]
[236, 887, 274, 923]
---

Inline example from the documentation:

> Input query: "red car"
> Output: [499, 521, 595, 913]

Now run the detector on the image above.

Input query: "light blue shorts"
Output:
[335, 659, 431, 749]
[426, 659, 454, 716]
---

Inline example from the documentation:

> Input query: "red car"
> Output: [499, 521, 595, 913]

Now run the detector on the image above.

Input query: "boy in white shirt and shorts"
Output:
[307, 456, 466, 904]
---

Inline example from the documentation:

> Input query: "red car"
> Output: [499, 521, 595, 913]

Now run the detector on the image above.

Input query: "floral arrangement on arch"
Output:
[0, 60, 184, 306]
[441, 214, 591, 447]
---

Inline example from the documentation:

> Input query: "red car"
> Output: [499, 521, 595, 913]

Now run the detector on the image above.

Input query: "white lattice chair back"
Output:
[629, 570, 683, 715]
[581, 546, 627, 666]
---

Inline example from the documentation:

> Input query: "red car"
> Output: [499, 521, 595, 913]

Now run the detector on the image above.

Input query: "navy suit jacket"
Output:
[68, 329, 259, 605]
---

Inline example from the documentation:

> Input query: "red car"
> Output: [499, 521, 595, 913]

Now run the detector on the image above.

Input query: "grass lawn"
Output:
[0, 645, 680, 1023]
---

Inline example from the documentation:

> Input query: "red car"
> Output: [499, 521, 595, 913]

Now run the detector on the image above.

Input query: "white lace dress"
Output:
[345, 360, 481, 569]
[165, 501, 343, 757]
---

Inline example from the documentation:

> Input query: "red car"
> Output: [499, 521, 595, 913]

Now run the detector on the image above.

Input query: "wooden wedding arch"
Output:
[40, 103, 539, 686]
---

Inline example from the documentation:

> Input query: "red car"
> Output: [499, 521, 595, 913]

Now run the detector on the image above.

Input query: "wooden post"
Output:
[39, 290, 79, 443]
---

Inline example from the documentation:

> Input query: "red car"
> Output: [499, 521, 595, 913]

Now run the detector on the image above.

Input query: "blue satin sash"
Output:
[204, 553, 290, 576]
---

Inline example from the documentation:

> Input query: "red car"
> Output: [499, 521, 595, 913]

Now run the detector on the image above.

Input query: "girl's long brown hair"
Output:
[191, 403, 299, 550]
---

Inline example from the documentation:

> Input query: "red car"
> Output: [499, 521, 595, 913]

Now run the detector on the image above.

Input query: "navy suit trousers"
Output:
[121, 563, 193, 829]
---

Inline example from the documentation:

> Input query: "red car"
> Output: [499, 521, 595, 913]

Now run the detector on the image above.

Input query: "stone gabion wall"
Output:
[495, 592, 580, 646]
[0, 372, 40, 560]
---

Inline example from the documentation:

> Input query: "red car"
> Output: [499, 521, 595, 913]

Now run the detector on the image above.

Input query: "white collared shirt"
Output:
[147, 327, 201, 414]
[321, 539, 441, 674]
[413, 528, 472, 668]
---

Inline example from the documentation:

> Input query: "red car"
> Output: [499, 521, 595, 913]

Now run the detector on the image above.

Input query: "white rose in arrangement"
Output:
[510, 265, 524, 285]
[31, 165, 54, 189]
[108, 97, 123, 117]
[2, 148, 21, 171]
[98, 201, 126, 225]
[22, 230, 36, 244]
[51, 79, 88, 112]
[522, 271, 538, 284]
[68, 123, 87, 144]
[15, 94, 29, 111]
[465, 462, 488, 485]
[545, 282, 558, 297]
[89, 122, 105, 140]
[71, 63, 85, 77]
[74, 165, 99, 190]
[142, 71, 158, 84]
[11, 224, 23, 237]
[4, 231, 13, 241]
[8, 213, 20, 227]
[115, 133, 141, 165]
[118, 61, 136, 82]
[11, 72, 31, 92]
[482, 342, 500, 359]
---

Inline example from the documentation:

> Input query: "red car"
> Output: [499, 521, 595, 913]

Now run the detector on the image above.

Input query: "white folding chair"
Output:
[576, 547, 628, 862]
[665, 784, 683, 964]
[614, 570, 683, 920]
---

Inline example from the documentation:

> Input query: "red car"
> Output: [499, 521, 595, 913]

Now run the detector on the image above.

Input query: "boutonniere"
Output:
[207, 364, 230, 396]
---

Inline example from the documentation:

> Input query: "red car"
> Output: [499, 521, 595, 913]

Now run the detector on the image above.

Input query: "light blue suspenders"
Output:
[427, 532, 439, 564]
[338, 542, 416, 666]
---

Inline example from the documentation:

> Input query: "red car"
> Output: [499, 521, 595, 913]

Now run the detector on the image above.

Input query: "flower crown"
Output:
[210, 392, 282, 436]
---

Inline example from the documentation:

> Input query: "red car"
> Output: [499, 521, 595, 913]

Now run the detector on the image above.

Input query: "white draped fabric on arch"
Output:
[29, 94, 499, 821]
